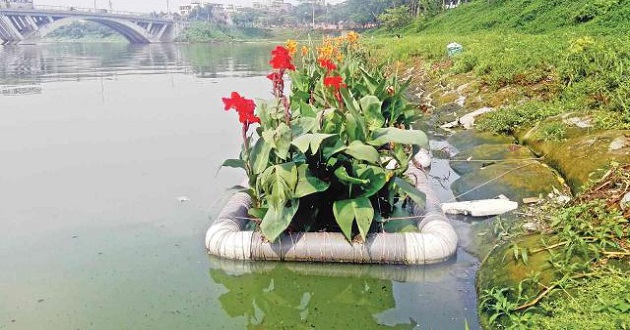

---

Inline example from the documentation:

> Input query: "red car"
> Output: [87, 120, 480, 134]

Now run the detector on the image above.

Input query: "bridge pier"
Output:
[0, 8, 186, 45]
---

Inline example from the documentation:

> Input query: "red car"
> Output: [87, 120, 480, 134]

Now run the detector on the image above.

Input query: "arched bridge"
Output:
[0, 6, 188, 45]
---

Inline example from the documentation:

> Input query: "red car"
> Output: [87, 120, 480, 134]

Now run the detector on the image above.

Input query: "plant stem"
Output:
[530, 241, 569, 254]
[514, 272, 596, 311]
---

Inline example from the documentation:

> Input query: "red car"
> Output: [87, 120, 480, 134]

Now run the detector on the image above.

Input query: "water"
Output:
[0, 43, 480, 329]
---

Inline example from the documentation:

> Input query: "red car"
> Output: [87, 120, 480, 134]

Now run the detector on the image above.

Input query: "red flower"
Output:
[324, 76, 346, 104]
[222, 92, 260, 126]
[324, 76, 346, 90]
[266, 72, 282, 82]
[269, 46, 295, 71]
[318, 58, 336, 72]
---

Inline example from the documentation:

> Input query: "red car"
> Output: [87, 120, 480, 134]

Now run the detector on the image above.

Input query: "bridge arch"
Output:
[0, 9, 184, 44]
[22, 16, 153, 44]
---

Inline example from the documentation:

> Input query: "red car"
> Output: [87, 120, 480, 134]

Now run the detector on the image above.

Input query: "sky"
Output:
[33, 0, 341, 13]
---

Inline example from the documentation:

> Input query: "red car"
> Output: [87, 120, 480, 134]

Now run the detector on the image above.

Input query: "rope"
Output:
[446, 161, 538, 202]
[448, 157, 543, 163]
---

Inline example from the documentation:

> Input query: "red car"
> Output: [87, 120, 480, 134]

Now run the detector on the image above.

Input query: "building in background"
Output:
[0, 0, 34, 9]
[178, 1, 202, 16]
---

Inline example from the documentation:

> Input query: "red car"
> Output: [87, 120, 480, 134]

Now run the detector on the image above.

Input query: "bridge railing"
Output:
[1, 5, 186, 23]
[33, 5, 154, 17]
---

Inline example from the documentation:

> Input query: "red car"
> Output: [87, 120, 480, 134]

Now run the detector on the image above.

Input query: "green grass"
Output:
[368, 31, 630, 131]
[411, 0, 630, 35]
[532, 273, 630, 329]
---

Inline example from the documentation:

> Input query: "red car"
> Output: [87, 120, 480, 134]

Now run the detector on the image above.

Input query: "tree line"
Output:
[183, 0, 473, 29]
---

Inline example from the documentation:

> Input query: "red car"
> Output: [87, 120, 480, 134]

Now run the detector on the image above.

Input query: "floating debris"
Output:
[442, 197, 518, 217]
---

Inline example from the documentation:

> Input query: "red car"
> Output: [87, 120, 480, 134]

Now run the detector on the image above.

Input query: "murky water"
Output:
[0, 43, 480, 329]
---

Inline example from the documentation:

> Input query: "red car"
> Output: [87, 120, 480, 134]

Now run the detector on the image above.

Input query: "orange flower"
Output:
[335, 53, 344, 63]
[301, 46, 308, 57]
[318, 44, 333, 60]
[346, 31, 359, 43]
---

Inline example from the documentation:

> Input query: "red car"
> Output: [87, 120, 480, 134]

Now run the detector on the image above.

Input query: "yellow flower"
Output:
[346, 31, 359, 43]
[286, 39, 298, 56]
[301, 46, 308, 57]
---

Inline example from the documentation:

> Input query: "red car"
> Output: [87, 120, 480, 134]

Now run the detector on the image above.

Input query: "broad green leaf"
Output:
[369, 128, 429, 149]
[298, 100, 317, 118]
[320, 109, 344, 135]
[344, 141, 380, 164]
[356, 165, 387, 197]
[333, 197, 374, 241]
[248, 207, 267, 220]
[291, 117, 319, 137]
[345, 113, 366, 142]
[393, 177, 426, 210]
[359, 95, 385, 131]
[291, 133, 335, 154]
[322, 139, 346, 159]
[260, 200, 299, 242]
[251, 138, 272, 175]
[295, 164, 330, 198]
[340, 88, 361, 114]
[360, 67, 379, 94]
[219, 159, 246, 173]
[261, 122, 292, 160]
[334, 166, 369, 185]
[261, 163, 298, 209]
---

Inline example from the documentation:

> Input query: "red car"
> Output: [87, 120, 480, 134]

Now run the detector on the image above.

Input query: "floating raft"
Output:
[205, 162, 458, 265]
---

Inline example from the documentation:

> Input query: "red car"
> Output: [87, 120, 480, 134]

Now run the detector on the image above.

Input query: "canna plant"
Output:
[221, 34, 429, 243]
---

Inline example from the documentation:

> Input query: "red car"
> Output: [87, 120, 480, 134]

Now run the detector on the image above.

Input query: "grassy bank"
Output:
[365, 0, 630, 328]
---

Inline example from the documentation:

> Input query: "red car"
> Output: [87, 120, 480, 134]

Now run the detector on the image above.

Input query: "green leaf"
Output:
[260, 200, 299, 242]
[300, 100, 317, 117]
[369, 128, 429, 149]
[344, 141, 380, 164]
[260, 162, 298, 209]
[359, 95, 385, 131]
[251, 138, 272, 175]
[248, 207, 267, 220]
[334, 166, 369, 185]
[345, 113, 366, 142]
[291, 117, 319, 136]
[360, 67, 379, 94]
[356, 165, 387, 197]
[340, 88, 365, 129]
[322, 139, 346, 159]
[291, 133, 335, 154]
[261, 122, 292, 160]
[393, 177, 426, 210]
[219, 159, 246, 173]
[333, 197, 374, 241]
[294, 164, 330, 198]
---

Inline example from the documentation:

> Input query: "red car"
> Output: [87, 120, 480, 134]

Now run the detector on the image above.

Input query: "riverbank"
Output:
[364, 2, 629, 326]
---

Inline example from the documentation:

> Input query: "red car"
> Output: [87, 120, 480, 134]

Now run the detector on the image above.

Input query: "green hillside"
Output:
[414, 0, 630, 34]
[369, 1, 630, 330]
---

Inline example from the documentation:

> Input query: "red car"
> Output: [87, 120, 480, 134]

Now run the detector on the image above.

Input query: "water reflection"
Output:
[0, 42, 275, 86]
[209, 255, 478, 329]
